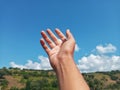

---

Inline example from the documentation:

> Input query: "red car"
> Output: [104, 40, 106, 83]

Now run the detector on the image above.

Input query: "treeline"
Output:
[83, 70, 120, 90]
[0, 67, 58, 90]
[0, 67, 120, 90]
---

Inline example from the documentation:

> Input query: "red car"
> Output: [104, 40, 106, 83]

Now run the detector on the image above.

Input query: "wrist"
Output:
[54, 55, 77, 73]
[57, 53, 73, 61]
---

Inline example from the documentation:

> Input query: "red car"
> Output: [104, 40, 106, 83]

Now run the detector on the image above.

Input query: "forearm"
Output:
[40, 29, 89, 90]
[55, 56, 90, 90]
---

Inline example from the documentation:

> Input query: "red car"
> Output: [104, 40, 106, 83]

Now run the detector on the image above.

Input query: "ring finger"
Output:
[41, 31, 56, 49]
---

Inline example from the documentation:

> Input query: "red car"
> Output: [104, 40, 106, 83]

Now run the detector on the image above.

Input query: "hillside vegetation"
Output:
[0, 67, 120, 90]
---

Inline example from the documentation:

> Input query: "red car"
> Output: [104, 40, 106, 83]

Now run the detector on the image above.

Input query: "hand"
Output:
[40, 28, 75, 70]
[40, 29, 90, 90]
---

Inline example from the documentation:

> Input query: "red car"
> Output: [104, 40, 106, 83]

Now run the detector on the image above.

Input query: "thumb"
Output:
[66, 29, 74, 40]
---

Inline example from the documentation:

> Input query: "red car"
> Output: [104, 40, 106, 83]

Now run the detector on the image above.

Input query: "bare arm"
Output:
[40, 28, 90, 90]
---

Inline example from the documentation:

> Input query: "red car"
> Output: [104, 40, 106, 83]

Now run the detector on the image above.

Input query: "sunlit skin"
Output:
[40, 28, 90, 90]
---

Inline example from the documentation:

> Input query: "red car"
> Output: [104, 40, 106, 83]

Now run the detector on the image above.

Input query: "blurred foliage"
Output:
[0, 67, 120, 90]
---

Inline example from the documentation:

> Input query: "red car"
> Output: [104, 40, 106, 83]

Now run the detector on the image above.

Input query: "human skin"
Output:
[40, 28, 90, 90]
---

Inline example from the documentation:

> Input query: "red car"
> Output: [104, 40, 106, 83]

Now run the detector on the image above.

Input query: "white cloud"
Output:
[10, 56, 52, 70]
[96, 43, 117, 54]
[77, 43, 120, 73]
[77, 54, 120, 73]
[75, 44, 80, 52]
[38, 56, 52, 70]
[10, 62, 26, 69]
[10, 43, 120, 73]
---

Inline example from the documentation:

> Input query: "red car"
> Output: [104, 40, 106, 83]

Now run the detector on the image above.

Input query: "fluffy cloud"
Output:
[38, 56, 52, 70]
[75, 44, 80, 52]
[78, 43, 120, 73]
[10, 56, 52, 70]
[77, 54, 120, 73]
[9, 43, 81, 70]
[96, 43, 117, 54]
[10, 43, 120, 73]
[10, 62, 27, 69]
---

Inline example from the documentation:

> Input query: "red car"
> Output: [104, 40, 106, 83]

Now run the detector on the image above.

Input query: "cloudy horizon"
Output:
[10, 43, 120, 73]
[1, 0, 120, 73]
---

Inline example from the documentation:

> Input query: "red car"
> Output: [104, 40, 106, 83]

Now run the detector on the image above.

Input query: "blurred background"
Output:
[0, 0, 120, 72]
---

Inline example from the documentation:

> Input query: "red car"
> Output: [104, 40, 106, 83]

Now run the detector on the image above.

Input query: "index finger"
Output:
[55, 28, 67, 42]
[40, 39, 51, 55]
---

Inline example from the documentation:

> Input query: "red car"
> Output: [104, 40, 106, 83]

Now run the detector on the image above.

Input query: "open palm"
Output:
[40, 29, 75, 69]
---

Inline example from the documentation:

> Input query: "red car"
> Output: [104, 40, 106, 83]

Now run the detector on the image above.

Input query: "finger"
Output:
[55, 28, 67, 42]
[46, 29, 59, 45]
[66, 29, 75, 40]
[40, 39, 51, 55]
[41, 31, 56, 48]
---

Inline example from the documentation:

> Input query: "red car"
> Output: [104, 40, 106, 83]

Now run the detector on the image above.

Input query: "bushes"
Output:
[10, 86, 19, 90]
[25, 78, 58, 90]
[0, 68, 120, 90]
[110, 75, 118, 80]
[0, 79, 8, 90]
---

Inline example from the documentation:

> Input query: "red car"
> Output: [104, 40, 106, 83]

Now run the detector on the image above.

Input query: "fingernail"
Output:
[55, 28, 59, 30]
[41, 30, 44, 33]
[67, 29, 70, 32]
[47, 28, 50, 31]
[40, 38, 44, 44]
[41, 31, 45, 34]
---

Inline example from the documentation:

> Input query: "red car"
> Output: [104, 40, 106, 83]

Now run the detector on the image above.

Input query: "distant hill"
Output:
[0, 67, 120, 90]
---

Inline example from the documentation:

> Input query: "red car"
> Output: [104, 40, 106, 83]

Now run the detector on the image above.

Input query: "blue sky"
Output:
[0, 0, 120, 71]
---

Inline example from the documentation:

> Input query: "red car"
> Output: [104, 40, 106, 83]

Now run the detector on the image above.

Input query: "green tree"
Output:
[25, 80, 31, 90]
[10, 86, 19, 90]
